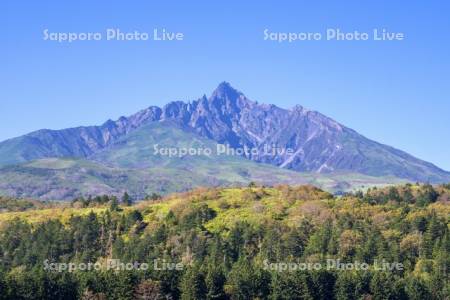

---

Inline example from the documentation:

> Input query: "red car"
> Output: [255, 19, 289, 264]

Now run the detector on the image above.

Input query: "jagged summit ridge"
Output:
[0, 82, 448, 183]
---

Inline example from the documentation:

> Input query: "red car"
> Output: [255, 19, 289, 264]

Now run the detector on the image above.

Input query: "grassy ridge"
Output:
[1, 184, 448, 231]
[0, 122, 408, 200]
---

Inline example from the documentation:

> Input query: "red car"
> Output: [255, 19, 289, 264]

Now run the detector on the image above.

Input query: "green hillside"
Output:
[0, 156, 406, 200]
[0, 122, 407, 200]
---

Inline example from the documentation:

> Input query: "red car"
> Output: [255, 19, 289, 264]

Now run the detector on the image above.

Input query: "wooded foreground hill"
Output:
[0, 183, 449, 299]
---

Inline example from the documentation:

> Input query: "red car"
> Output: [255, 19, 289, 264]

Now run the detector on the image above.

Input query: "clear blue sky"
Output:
[1, 1, 449, 170]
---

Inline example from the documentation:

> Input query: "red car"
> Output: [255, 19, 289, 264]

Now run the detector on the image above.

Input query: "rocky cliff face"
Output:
[0, 82, 448, 182]
[149, 82, 449, 182]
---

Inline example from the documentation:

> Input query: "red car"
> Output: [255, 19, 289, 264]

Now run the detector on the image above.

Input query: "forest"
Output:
[0, 183, 448, 299]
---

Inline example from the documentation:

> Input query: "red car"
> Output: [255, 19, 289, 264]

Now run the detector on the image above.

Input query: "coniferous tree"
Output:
[180, 264, 207, 300]
[109, 196, 119, 211]
[122, 192, 132, 206]
[205, 266, 226, 300]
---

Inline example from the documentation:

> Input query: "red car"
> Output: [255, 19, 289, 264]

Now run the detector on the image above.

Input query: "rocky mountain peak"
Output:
[0, 82, 449, 183]
[211, 81, 240, 98]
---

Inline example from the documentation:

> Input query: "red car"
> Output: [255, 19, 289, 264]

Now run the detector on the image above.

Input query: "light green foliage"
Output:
[0, 183, 448, 299]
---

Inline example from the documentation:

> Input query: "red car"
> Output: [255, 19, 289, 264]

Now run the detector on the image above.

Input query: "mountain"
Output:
[0, 106, 162, 167]
[0, 82, 448, 200]
[0, 121, 404, 200]
[142, 82, 450, 183]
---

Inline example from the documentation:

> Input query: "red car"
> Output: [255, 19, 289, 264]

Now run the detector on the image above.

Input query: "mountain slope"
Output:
[0, 121, 405, 200]
[0, 107, 162, 166]
[0, 158, 405, 200]
[149, 82, 450, 182]
[0, 82, 448, 184]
